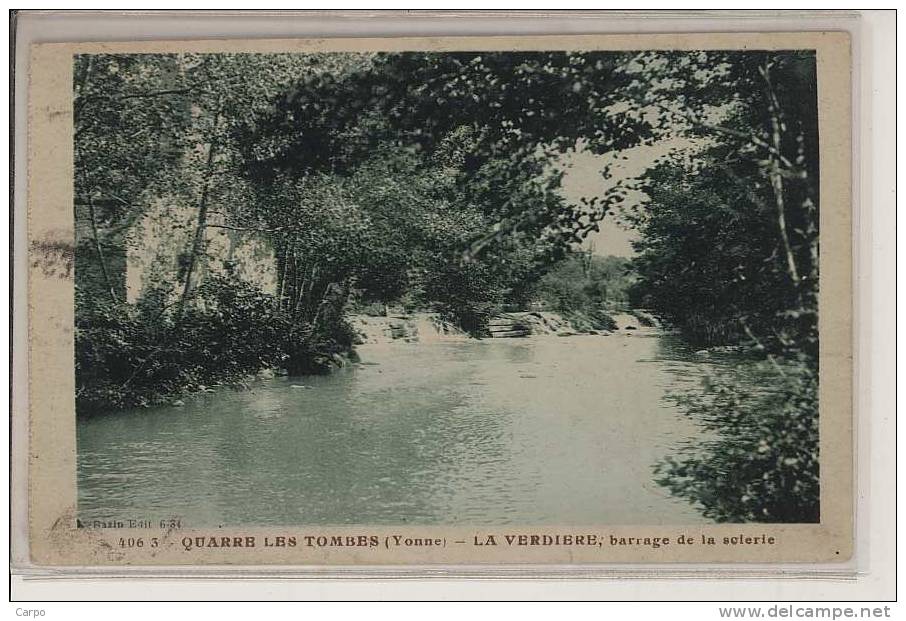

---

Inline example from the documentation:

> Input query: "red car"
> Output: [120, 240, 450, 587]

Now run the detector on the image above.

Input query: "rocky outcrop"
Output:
[487, 315, 532, 338]
[494, 311, 611, 337]
[351, 309, 658, 343]
[128, 198, 277, 304]
[354, 313, 466, 344]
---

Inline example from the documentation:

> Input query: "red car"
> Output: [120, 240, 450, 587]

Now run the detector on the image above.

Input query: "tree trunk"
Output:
[311, 282, 335, 328]
[760, 58, 801, 286]
[76, 59, 119, 304]
[85, 187, 120, 304]
[307, 266, 321, 318]
[276, 239, 290, 311]
[179, 133, 219, 309]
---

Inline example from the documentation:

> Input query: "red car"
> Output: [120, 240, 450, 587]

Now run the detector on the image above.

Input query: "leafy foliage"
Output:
[74, 54, 189, 217]
[240, 51, 651, 174]
[620, 51, 819, 353]
[655, 359, 819, 522]
[531, 253, 633, 313]
[238, 51, 653, 259]
[75, 277, 291, 412]
[613, 51, 821, 521]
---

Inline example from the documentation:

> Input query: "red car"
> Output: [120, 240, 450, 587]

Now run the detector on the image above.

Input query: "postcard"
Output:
[22, 32, 852, 567]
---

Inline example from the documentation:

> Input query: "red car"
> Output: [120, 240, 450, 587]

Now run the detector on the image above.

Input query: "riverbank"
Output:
[76, 305, 662, 415]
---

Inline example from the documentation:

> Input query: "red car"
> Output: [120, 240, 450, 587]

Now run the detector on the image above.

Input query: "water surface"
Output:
[78, 331, 729, 526]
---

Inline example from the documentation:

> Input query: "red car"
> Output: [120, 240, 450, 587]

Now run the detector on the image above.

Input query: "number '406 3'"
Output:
[118, 537, 159, 548]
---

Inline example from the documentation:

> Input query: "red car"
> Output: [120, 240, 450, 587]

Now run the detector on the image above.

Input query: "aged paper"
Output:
[24, 32, 852, 567]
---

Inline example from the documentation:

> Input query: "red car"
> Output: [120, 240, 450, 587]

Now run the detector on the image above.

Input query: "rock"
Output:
[709, 345, 746, 354]
[171, 400, 185, 407]
[632, 311, 658, 327]
[257, 368, 275, 380]
[490, 329, 530, 338]
[487, 314, 533, 338]
[388, 322, 411, 339]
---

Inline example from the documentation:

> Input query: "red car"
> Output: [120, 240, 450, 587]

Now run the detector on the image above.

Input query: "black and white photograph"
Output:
[69, 45, 825, 530]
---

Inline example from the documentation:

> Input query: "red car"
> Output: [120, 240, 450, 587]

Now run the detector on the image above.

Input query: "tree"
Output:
[74, 53, 333, 307]
[159, 53, 331, 308]
[238, 51, 654, 259]
[617, 50, 819, 354]
[613, 51, 822, 522]
[74, 54, 191, 301]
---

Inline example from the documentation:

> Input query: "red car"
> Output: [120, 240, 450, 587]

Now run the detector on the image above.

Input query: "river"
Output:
[77, 326, 732, 527]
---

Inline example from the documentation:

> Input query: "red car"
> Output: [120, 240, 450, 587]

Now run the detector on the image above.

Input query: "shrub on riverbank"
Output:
[655, 356, 819, 523]
[423, 260, 503, 337]
[531, 253, 632, 314]
[75, 277, 355, 413]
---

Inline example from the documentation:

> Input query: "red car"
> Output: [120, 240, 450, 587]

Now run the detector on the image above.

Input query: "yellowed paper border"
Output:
[25, 32, 853, 567]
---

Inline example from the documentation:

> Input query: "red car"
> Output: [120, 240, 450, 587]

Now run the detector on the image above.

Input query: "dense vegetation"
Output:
[74, 51, 646, 409]
[74, 50, 821, 523]
[532, 254, 632, 311]
[75, 277, 292, 410]
[617, 51, 821, 522]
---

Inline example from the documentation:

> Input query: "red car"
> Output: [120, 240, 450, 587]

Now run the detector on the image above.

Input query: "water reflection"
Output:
[78, 333, 728, 526]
